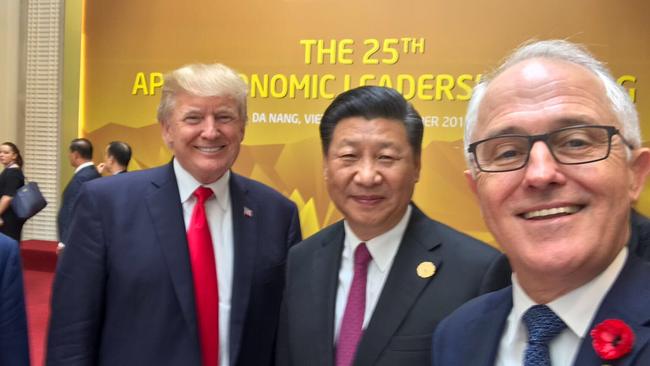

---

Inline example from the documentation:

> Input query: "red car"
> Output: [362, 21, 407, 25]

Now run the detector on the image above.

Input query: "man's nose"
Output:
[522, 141, 566, 188]
[201, 117, 221, 139]
[353, 159, 382, 186]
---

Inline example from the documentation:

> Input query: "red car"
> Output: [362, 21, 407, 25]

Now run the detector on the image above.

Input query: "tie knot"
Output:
[523, 305, 566, 345]
[354, 243, 372, 266]
[194, 186, 214, 204]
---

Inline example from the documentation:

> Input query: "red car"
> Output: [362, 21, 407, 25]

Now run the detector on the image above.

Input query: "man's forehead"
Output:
[488, 58, 605, 96]
[175, 92, 238, 110]
[475, 58, 612, 134]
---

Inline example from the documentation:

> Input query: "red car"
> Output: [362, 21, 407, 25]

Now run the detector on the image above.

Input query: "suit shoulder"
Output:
[84, 165, 168, 195]
[77, 166, 100, 181]
[422, 216, 501, 257]
[290, 221, 342, 257]
[231, 173, 295, 206]
[439, 286, 511, 330]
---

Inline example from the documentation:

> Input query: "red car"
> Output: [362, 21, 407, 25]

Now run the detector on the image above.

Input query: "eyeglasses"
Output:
[467, 125, 634, 173]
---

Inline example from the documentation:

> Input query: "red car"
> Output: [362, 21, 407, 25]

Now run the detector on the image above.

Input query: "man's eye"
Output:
[377, 155, 396, 161]
[184, 116, 202, 124]
[340, 154, 357, 161]
[562, 138, 590, 148]
[495, 149, 521, 160]
[215, 114, 236, 123]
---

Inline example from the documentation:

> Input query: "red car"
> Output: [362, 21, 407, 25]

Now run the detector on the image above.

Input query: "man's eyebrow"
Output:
[180, 107, 202, 115]
[482, 118, 597, 139]
[484, 126, 526, 139]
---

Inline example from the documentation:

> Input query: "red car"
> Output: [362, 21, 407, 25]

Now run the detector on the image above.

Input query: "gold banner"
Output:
[79, 0, 650, 244]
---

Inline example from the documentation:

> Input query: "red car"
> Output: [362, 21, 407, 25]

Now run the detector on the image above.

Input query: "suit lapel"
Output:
[463, 289, 512, 366]
[312, 223, 345, 366]
[228, 173, 259, 365]
[573, 254, 650, 365]
[145, 163, 199, 344]
[354, 206, 441, 366]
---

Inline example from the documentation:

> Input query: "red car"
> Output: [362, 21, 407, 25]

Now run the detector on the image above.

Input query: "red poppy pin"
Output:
[590, 319, 635, 361]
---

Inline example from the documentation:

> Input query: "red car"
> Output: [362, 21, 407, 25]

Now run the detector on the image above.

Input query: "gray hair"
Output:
[156, 63, 248, 123]
[464, 39, 640, 169]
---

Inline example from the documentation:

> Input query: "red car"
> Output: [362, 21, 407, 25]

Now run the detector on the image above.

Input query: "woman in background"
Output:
[0, 142, 25, 241]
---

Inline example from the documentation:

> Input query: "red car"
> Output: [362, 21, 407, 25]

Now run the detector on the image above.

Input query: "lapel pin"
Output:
[417, 261, 436, 279]
[243, 206, 253, 218]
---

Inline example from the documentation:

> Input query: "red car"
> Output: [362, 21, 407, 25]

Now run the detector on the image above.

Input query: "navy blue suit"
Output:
[47, 163, 302, 366]
[0, 232, 30, 366]
[630, 209, 650, 261]
[432, 242, 650, 365]
[277, 205, 511, 366]
[57, 164, 100, 242]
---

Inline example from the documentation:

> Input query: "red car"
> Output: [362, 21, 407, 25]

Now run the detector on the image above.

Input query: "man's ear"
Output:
[160, 122, 173, 149]
[464, 169, 479, 196]
[628, 147, 650, 201]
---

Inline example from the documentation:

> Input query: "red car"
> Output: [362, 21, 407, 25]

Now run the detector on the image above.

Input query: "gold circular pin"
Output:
[417, 261, 436, 278]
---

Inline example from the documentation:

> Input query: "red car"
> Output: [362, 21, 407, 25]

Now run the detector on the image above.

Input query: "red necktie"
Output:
[187, 186, 219, 366]
[336, 243, 372, 366]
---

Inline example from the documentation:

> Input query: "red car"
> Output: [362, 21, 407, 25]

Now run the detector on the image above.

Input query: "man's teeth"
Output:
[523, 206, 580, 219]
[197, 146, 223, 153]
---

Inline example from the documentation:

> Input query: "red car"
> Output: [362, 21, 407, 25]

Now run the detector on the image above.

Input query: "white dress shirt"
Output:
[174, 159, 234, 366]
[74, 161, 95, 174]
[496, 247, 628, 366]
[334, 205, 412, 342]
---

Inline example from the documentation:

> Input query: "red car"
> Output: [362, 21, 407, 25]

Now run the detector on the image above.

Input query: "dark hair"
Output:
[69, 138, 93, 160]
[1, 141, 23, 169]
[107, 141, 132, 169]
[319, 86, 423, 157]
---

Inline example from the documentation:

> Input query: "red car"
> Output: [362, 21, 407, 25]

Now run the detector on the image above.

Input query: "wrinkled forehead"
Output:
[174, 92, 240, 111]
[475, 58, 614, 137]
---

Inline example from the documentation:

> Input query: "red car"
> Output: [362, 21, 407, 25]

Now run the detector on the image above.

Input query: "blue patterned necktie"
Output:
[522, 305, 566, 366]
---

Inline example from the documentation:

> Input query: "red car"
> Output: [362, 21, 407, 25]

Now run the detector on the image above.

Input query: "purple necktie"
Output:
[336, 243, 372, 366]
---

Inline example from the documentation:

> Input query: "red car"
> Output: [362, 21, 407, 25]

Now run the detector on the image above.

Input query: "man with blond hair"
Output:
[48, 63, 302, 366]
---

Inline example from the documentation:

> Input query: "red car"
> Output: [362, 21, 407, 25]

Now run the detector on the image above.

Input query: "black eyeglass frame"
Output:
[467, 125, 635, 173]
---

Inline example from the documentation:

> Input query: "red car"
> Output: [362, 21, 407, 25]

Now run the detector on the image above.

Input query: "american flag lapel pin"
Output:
[243, 206, 253, 218]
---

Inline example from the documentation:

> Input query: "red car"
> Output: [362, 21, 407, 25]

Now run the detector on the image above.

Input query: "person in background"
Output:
[0, 142, 26, 241]
[47, 63, 302, 366]
[57, 138, 100, 251]
[97, 141, 132, 175]
[277, 86, 510, 366]
[0, 232, 30, 365]
[432, 39, 650, 365]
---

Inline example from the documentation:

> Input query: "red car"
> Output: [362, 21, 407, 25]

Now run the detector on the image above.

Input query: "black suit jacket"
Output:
[0, 233, 30, 366]
[47, 163, 302, 366]
[432, 252, 650, 366]
[630, 209, 650, 261]
[57, 164, 100, 242]
[277, 205, 510, 366]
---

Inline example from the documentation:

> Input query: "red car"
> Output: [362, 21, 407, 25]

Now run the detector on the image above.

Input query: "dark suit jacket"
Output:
[432, 248, 650, 365]
[0, 233, 30, 366]
[630, 209, 650, 261]
[57, 164, 100, 242]
[47, 163, 302, 366]
[277, 205, 511, 366]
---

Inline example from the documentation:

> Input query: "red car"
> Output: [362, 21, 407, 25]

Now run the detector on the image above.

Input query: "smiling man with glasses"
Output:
[468, 124, 635, 173]
[432, 40, 650, 366]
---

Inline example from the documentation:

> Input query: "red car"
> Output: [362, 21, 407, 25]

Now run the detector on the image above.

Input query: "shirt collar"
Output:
[343, 205, 412, 272]
[173, 158, 230, 211]
[511, 246, 628, 338]
[75, 161, 94, 174]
